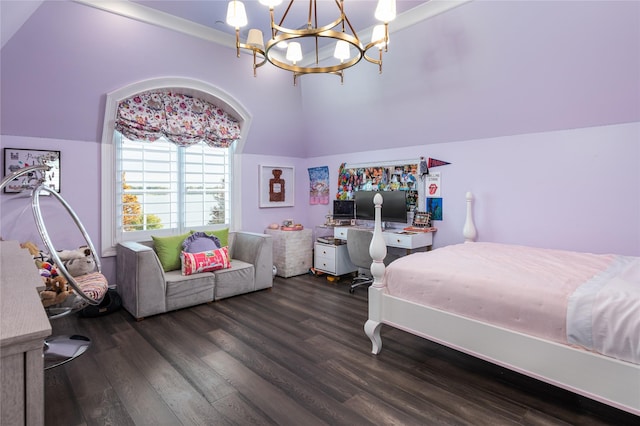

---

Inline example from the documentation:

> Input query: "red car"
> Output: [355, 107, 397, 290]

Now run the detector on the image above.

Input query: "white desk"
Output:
[333, 226, 433, 252]
[314, 226, 435, 277]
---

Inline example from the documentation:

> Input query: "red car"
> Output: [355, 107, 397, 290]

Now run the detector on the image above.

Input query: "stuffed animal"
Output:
[57, 246, 91, 261]
[40, 276, 73, 307]
[20, 241, 49, 269]
[64, 252, 96, 277]
[51, 246, 96, 277]
[39, 261, 59, 279]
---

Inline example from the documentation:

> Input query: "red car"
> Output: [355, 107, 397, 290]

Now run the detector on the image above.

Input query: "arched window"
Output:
[100, 78, 251, 257]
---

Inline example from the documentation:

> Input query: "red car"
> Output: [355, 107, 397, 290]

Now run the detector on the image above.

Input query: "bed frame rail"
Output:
[364, 191, 640, 415]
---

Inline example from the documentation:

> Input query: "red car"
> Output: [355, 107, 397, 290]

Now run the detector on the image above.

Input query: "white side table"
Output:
[265, 228, 313, 278]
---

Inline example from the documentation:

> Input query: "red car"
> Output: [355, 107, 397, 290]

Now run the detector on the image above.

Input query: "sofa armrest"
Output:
[230, 232, 273, 290]
[116, 241, 167, 319]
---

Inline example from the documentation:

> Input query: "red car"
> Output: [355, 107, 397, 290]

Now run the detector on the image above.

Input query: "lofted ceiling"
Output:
[130, 0, 429, 40]
[1, 1, 435, 51]
[129, 0, 430, 65]
[75, 0, 458, 65]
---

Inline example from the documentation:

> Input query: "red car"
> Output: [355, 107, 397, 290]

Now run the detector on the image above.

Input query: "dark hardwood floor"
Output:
[45, 273, 638, 425]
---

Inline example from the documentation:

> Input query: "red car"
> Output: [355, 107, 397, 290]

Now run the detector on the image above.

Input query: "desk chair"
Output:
[346, 228, 398, 293]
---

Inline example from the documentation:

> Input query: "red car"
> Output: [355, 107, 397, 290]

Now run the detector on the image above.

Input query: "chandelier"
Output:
[226, 0, 397, 85]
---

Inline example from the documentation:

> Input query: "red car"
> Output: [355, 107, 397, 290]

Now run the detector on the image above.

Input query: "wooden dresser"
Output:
[1, 240, 51, 425]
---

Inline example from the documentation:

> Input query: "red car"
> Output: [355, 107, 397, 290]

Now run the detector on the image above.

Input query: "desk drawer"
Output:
[383, 232, 432, 249]
[333, 227, 349, 240]
[315, 243, 336, 259]
[384, 233, 413, 249]
[314, 244, 337, 274]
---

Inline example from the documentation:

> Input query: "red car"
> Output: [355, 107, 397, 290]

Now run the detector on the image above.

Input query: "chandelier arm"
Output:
[275, 1, 296, 39]
[269, 7, 276, 39]
[337, 0, 343, 32]
[292, 70, 343, 86]
[271, 16, 346, 37]
[235, 28, 241, 58]
[363, 49, 383, 74]
[338, 1, 360, 41]
[314, 0, 318, 64]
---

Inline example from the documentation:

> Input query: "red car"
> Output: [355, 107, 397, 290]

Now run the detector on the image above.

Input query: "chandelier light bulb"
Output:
[375, 0, 397, 23]
[334, 40, 351, 62]
[286, 42, 303, 64]
[371, 25, 388, 50]
[259, 0, 283, 7]
[226, 1, 248, 28]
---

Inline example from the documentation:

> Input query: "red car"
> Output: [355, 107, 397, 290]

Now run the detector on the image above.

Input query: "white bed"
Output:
[364, 192, 640, 415]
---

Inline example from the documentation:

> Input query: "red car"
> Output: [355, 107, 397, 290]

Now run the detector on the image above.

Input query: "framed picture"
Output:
[3, 148, 60, 193]
[259, 165, 295, 208]
[426, 197, 443, 221]
[412, 211, 432, 228]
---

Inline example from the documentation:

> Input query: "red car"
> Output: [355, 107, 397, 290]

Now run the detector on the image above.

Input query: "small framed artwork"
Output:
[3, 148, 61, 193]
[412, 211, 432, 228]
[426, 197, 443, 221]
[259, 165, 295, 208]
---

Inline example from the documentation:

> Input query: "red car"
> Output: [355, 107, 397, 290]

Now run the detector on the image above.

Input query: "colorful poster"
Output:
[426, 197, 443, 221]
[308, 166, 330, 205]
[426, 171, 441, 197]
[336, 162, 419, 200]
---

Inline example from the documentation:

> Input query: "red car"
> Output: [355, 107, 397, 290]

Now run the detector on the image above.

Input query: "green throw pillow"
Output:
[194, 228, 229, 248]
[152, 232, 190, 272]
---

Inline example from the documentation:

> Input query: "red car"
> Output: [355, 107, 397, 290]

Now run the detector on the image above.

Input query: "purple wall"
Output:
[0, 1, 306, 157]
[1, 1, 639, 285]
[304, 123, 640, 257]
[300, 0, 640, 156]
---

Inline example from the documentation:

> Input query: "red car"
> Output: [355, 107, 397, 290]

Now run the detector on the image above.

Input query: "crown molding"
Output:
[310, 0, 473, 66]
[73, 0, 473, 64]
[73, 0, 236, 48]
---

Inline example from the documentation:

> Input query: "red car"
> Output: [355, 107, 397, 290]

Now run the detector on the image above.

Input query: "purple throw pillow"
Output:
[182, 232, 221, 253]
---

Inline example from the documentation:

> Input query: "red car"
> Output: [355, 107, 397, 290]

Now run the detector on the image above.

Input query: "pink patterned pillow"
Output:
[180, 246, 231, 276]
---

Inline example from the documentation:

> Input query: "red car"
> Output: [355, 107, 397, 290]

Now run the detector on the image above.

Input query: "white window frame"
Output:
[100, 77, 252, 257]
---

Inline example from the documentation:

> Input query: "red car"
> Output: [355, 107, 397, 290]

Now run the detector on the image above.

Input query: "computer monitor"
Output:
[333, 199, 355, 219]
[354, 190, 408, 224]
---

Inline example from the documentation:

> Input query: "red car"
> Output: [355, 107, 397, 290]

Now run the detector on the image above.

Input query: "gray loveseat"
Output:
[116, 231, 273, 320]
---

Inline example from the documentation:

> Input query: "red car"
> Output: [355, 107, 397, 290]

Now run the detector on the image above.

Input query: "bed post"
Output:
[366, 193, 386, 354]
[463, 191, 477, 242]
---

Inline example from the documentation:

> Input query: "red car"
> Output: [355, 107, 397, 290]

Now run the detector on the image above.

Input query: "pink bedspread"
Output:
[384, 243, 617, 348]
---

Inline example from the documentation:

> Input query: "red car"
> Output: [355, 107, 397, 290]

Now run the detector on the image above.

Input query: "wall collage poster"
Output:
[336, 162, 419, 211]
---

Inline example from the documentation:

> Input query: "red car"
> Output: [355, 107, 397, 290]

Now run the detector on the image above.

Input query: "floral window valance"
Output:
[115, 91, 241, 148]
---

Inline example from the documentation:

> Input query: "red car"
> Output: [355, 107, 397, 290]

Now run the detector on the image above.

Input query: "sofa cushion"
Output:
[164, 270, 215, 311]
[152, 232, 190, 272]
[213, 260, 254, 300]
[181, 246, 231, 276]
